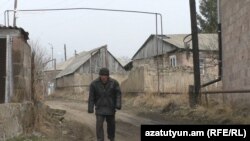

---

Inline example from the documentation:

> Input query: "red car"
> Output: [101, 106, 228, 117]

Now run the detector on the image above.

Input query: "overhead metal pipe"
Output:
[159, 13, 165, 93]
[4, 7, 163, 26]
[217, 0, 222, 78]
[4, 7, 165, 94]
[201, 0, 222, 88]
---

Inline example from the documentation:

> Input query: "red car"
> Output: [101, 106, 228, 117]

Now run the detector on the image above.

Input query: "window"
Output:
[169, 55, 177, 67]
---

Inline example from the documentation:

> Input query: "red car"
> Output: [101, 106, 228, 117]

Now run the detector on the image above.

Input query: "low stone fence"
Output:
[0, 102, 34, 140]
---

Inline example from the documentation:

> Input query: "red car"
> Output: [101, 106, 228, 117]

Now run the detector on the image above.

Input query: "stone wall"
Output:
[0, 102, 34, 140]
[221, 0, 250, 90]
[121, 67, 145, 93]
[0, 28, 31, 103]
[56, 72, 127, 94]
[11, 37, 32, 102]
[121, 65, 194, 93]
[122, 51, 219, 93]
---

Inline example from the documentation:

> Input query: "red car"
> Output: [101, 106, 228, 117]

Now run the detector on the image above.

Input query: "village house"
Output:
[0, 26, 34, 140]
[0, 26, 32, 103]
[43, 52, 76, 95]
[55, 45, 128, 94]
[122, 34, 219, 93]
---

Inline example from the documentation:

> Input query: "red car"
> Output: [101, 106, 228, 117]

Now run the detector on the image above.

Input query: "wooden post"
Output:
[205, 92, 209, 107]
[64, 44, 67, 61]
[189, 0, 201, 105]
[31, 52, 35, 102]
[188, 85, 195, 108]
[90, 53, 93, 81]
[54, 59, 56, 70]
[105, 45, 109, 68]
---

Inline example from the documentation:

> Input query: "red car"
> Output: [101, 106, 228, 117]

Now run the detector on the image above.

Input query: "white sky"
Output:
[0, 0, 200, 63]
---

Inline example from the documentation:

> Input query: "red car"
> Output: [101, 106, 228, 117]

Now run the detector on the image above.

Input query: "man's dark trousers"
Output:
[96, 115, 115, 141]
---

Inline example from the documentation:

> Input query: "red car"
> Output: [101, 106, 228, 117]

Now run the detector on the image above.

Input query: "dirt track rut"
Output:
[46, 100, 165, 141]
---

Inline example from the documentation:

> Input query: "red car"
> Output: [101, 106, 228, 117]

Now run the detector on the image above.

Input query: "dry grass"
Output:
[132, 93, 189, 109]
[47, 89, 88, 102]
[124, 92, 250, 124]
[48, 87, 250, 124]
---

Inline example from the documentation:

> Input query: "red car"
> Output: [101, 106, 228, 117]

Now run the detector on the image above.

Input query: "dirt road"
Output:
[45, 100, 166, 141]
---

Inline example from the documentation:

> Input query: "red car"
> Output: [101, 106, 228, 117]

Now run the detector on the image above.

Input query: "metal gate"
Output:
[0, 38, 6, 103]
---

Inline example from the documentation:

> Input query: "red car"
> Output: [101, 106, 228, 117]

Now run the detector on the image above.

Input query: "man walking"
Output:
[88, 68, 122, 141]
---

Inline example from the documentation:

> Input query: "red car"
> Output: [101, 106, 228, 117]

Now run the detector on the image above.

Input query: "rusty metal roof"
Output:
[0, 26, 29, 40]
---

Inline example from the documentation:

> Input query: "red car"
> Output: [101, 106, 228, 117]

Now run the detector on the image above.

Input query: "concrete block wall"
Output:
[121, 65, 194, 93]
[126, 52, 218, 93]
[0, 28, 31, 103]
[144, 66, 194, 93]
[0, 102, 34, 140]
[11, 36, 31, 102]
[121, 67, 145, 93]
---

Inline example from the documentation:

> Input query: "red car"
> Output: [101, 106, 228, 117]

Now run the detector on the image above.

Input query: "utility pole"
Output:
[189, 0, 201, 107]
[155, 13, 160, 95]
[64, 44, 67, 61]
[51, 47, 53, 68]
[75, 50, 77, 56]
[48, 43, 53, 68]
[217, 0, 222, 78]
[13, 0, 18, 26]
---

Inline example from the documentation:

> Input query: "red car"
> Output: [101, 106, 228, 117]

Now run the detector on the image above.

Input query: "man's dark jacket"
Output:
[88, 77, 122, 115]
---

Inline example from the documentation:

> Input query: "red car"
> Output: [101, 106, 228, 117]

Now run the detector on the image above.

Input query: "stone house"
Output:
[0, 26, 33, 140]
[122, 34, 219, 93]
[0, 26, 31, 103]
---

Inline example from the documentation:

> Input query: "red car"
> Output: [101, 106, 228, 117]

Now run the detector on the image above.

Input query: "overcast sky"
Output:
[0, 0, 200, 63]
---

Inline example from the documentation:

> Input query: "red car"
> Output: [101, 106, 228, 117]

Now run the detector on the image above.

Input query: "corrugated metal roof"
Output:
[0, 26, 29, 40]
[162, 33, 218, 51]
[56, 57, 76, 70]
[116, 58, 131, 67]
[56, 45, 106, 78]
[132, 33, 218, 60]
[46, 51, 87, 71]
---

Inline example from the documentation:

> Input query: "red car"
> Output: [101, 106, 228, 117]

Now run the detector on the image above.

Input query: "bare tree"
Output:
[202, 36, 219, 69]
[29, 40, 50, 101]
